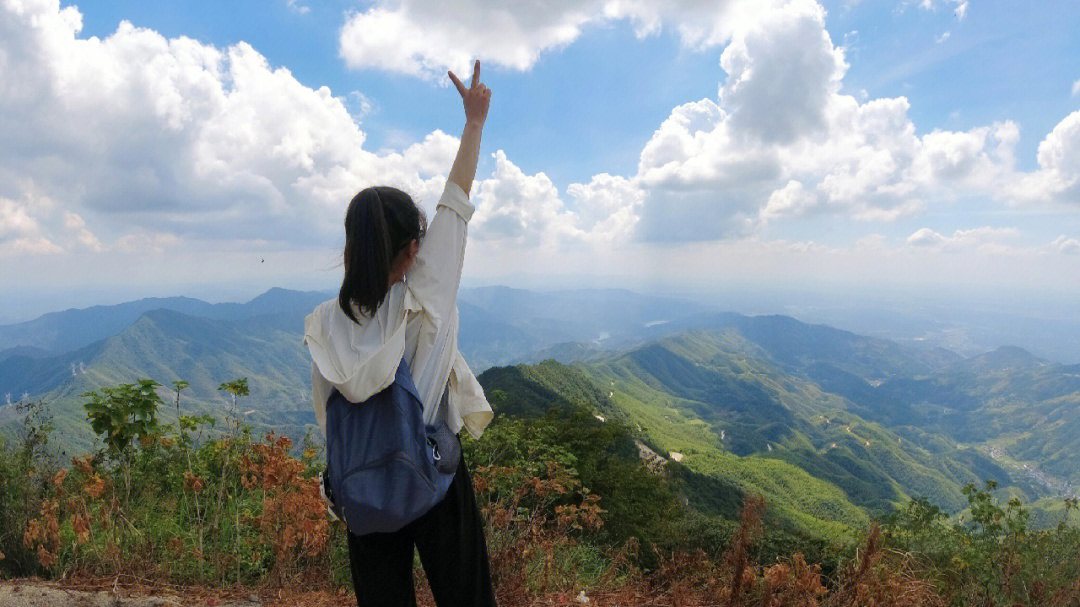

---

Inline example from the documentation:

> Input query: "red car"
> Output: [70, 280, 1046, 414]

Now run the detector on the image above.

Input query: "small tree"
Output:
[218, 378, 249, 437]
[82, 379, 163, 504]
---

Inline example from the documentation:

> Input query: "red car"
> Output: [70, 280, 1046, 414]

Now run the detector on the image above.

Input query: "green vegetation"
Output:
[3, 372, 1080, 606]
[882, 484, 1080, 605]
[0, 384, 341, 587]
[576, 331, 1022, 516]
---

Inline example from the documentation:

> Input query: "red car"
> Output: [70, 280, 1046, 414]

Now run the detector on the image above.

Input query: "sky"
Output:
[1, 0, 1079, 324]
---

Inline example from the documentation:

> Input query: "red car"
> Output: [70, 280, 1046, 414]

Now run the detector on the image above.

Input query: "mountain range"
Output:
[1, 286, 1077, 535]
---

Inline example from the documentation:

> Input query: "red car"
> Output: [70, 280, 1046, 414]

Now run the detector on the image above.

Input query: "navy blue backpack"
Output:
[322, 357, 459, 536]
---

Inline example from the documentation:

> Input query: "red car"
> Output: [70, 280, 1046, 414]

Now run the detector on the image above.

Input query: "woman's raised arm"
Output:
[446, 60, 490, 198]
[402, 61, 490, 410]
[404, 61, 490, 326]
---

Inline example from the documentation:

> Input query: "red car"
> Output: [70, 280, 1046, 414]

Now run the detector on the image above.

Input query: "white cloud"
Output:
[0, 193, 64, 256]
[465, 154, 644, 248]
[632, 3, 939, 238]
[906, 226, 1020, 251]
[626, 0, 1080, 241]
[471, 151, 580, 246]
[906, 227, 947, 247]
[565, 173, 643, 240]
[0, 197, 39, 240]
[112, 230, 182, 254]
[1030, 110, 1080, 200]
[718, 0, 845, 144]
[334, 0, 1069, 246]
[1051, 235, 1080, 255]
[338, 2, 596, 78]
[1073, 79, 1080, 97]
[62, 211, 104, 252]
[337, 0, 802, 79]
[919, 0, 968, 20]
[760, 180, 816, 220]
[2, 0, 1077, 298]
[0, 0, 474, 256]
[285, 0, 309, 15]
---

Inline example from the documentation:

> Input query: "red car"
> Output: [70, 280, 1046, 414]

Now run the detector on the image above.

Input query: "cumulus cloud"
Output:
[1029, 110, 1080, 200]
[335, 0, 1078, 249]
[330, 0, 968, 80]
[760, 180, 817, 220]
[0, 192, 63, 256]
[628, 0, 1080, 241]
[718, 0, 845, 144]
[633, 1, 933, 238]
[0, 0, 639, 268]
[337, 0, 798, 78]
[566, 173, 643, 240]
[0, 0, 472, 256]
[906, 227, 947, 247]
[471, 151, 571, 245]
[467, 152, 641, 247]
[62, 212, 104, 252]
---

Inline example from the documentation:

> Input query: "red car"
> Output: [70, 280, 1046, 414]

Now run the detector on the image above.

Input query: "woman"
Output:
[302, 61, 496, 607]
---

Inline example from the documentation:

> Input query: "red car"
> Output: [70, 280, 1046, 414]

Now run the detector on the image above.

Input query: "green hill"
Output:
[1, 308, 315, 455]
[590, 331, 1031, 511]
[478, 353, 869, 544]
[832, 346, 1080, 490]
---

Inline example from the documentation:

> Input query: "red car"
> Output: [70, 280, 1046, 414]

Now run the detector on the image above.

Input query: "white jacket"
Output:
[302, 180, 494, 439]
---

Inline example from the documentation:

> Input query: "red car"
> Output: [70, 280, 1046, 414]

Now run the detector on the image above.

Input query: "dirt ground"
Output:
[0, 582, 254, 607]
[0, 578, 360, 607]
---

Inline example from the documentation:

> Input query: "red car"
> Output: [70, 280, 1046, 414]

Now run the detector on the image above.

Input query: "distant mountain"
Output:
[0, 341, 107, 401]
[0, 345, 54, 363]
[1, 307, 315, 455]
[0, 286, 718, 450]
[0, 288, 331, 355]
[694, 313, 962, 379]
[458, 286, 713, 365]
[827, 345, 1080, 489]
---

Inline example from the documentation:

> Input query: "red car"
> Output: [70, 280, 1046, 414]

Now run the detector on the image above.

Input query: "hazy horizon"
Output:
[6, 279, 1079, 365]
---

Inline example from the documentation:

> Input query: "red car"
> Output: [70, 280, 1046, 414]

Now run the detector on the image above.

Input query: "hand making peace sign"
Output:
[448, 60, 490, 128]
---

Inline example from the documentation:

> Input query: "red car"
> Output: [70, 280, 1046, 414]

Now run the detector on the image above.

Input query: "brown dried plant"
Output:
[239, 431, 330, 585]
[473, 460, 606, 603]
[23, 498, 60, 569]
[825, 525, 945, 607]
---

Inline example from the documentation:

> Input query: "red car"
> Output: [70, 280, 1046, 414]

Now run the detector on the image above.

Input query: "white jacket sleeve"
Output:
[403, 180, 476, 416]
[310, 361, 331, 436]
[406, 180, 473, 326]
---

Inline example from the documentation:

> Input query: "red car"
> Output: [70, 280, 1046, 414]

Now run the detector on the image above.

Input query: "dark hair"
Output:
[338, 186, 426, 324]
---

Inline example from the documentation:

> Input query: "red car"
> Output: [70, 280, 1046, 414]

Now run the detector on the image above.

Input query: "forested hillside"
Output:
[2, 287, 1078, 526]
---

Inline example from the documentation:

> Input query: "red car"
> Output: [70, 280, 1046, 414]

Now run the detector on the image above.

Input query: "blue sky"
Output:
[1, 0, 1078, 323]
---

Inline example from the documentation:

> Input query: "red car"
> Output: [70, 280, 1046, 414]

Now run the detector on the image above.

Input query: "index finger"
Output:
[448, 70, 466, 96]
[471, 60, 480, 89]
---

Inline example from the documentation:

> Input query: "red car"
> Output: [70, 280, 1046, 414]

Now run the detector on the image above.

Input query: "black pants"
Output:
[347, 437, 497, 607]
